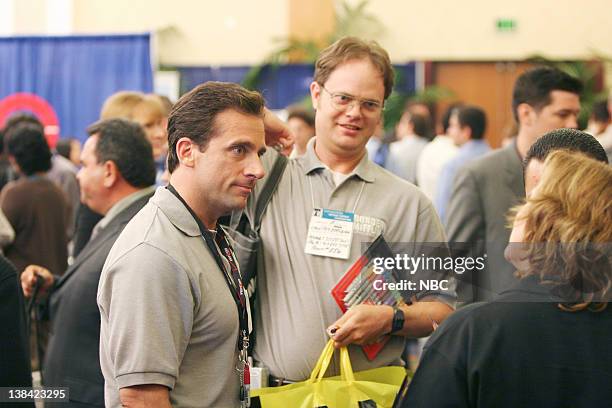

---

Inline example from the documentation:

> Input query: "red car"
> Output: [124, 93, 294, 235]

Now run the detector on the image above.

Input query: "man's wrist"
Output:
[382, 305, 394, 334]
[389, 306, 405, 335]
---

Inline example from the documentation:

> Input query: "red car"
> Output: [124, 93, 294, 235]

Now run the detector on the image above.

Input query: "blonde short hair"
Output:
[100, 91, 164, 120]
[511, 150, 612, 309]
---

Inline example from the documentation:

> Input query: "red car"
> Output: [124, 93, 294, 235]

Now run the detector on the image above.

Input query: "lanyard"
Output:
[166, 185, 249, 353]
[308, 172, 366, 214]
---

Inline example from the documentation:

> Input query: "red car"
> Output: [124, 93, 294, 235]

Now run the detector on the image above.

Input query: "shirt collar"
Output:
[302, 136, 376, 183]
[462, 139, 485, 148]
[92, 185, 156, 235]
[151, 186, 201, 237]
[497, 274, 567, 302]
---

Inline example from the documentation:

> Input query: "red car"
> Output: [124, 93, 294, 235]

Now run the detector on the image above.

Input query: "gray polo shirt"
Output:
[251, 138, 456, 381]
[97, 187, 240, 408]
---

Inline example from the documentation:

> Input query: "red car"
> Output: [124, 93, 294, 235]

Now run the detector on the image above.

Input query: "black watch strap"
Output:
[390, 306, 405, 334]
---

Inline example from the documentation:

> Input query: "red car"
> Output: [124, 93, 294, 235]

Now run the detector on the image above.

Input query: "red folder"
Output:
[330, 235, 397, 360]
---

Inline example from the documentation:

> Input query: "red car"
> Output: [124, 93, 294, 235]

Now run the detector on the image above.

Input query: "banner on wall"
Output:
[0, 34, 153, 143]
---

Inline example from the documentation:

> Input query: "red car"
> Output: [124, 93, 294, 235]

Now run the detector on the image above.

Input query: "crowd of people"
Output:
[0, 36, 611, 407]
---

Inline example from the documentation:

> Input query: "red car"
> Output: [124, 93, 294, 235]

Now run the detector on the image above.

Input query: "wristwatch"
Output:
[390, 306, 405, 334]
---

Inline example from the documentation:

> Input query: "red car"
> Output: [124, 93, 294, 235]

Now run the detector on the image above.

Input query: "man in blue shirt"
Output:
[435, 105, 489, 222]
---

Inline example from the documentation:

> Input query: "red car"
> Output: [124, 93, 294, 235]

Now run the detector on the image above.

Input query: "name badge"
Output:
[305, 208, 354, 259]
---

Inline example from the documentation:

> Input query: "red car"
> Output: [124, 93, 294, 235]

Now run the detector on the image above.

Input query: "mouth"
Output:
[234, 184, 254, 195]
[338, 123, 362, 135]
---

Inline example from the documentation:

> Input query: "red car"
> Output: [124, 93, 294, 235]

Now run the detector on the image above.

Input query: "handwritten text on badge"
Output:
[305, 208, 354, 259]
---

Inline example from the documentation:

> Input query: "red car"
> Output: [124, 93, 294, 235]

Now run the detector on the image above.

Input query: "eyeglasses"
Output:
[320, 85, 384, 115]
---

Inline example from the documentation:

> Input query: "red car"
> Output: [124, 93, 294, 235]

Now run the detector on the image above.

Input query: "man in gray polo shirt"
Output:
[97, 82, 290, 407]
[249, 37, 456, 382]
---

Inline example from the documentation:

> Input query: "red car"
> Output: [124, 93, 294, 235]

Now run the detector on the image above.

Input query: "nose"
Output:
[246, 154, 265, 180]
[344, 100, 363, 118]
[566, 115, 578, 129]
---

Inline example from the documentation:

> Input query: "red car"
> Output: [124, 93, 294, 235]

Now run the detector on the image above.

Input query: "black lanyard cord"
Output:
[166, 185, 249, 351]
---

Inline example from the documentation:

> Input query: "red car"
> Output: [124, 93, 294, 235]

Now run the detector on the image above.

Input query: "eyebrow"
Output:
[230, 139, 267, 155]
[340, 92, 381, 103]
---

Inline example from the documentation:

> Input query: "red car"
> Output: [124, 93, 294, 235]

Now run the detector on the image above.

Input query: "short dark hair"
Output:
[2, 114, 44, 155]
[591, 100, 610, 123]
[441, 103, 464, 134]
[3, 113, 43, 133]
[457, 105, 487, 140]
[6, 123, 52, 175]
[167, 81, 265, 173]
[287, 106, 315, 128]
[86, 119, 156, 187]
[314, 37, 395, 100]
[408, 113, 430, 138]
[512, 67, 583, 122]
[524, 128, 609, 167]
[55, 138, 73, 160]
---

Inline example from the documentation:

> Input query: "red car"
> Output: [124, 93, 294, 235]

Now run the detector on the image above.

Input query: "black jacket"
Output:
[43, 193, 152, 407]
[72, 204, 103, 259]
[400, 275, 612, 408]
[0, 254, 34, 406]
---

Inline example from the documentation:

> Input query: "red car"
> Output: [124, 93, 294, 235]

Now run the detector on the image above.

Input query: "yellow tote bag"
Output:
[251, 340, 408, 408]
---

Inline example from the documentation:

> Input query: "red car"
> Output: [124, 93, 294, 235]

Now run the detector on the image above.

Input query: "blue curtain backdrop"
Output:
[178, 63, 417, 110]
[0, 34, 153, 142]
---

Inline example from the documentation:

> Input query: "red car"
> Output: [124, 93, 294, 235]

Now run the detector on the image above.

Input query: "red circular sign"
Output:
[0, 93, 60, 148]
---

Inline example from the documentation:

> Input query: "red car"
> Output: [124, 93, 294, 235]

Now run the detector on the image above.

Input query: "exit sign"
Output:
[496, 18, 517, 32]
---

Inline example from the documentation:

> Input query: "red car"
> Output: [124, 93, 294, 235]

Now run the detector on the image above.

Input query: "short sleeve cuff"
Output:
[116, 372, 176, 390]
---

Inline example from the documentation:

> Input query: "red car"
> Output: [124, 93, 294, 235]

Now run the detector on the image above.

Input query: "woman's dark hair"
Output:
[6, 123, 52, 175]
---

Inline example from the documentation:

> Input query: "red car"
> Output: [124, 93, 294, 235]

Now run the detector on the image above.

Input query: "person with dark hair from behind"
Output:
[0, 253, 34, 408]
[0, 131, 15, 248]
[20, 118, 156, 407]
[287, 106, 315, 158]
[386, 111, 430, 184]
[398, 150, 612, 408]
[404, 100, 435, 139]
[446, 66, 583, 303]
[1, 123, 69, 276]
[523, 128, 608, 195]
[416, 103, 460, 200]
[435, 105, 490, 222]
[3, 114, 80, 240]
[55, 137, 82, 167]
[1, 123, 70, 371]
[0, 129, 17, 191]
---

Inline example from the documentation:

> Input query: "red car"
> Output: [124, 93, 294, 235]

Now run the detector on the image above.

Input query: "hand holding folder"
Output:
[330, 235, 412, 360]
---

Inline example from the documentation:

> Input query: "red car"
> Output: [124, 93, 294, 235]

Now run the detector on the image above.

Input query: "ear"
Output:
[462, 126, 472, 142]
[517, 103, 535, 127]
[175, 137, 196, 168]
[102, 160, 119, 188]
[310, 81, 321, 111]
